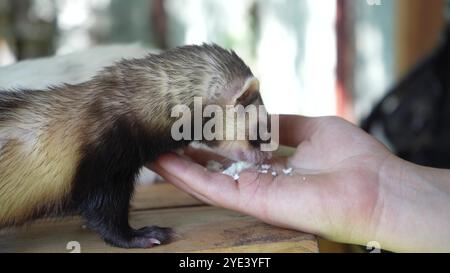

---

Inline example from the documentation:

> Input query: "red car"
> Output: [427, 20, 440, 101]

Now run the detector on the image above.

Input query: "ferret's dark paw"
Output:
[129, 226, 174, 248]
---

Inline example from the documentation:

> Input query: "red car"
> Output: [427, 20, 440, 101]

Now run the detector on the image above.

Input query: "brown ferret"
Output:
[0, 44, 268, 248]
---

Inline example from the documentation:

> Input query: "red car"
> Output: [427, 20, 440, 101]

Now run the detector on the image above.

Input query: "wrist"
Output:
[374, 155, 450, 252]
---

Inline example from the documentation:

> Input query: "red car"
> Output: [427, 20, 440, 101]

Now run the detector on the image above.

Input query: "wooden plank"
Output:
[0, 206, 318, 253]
[131, 183, 203, 211]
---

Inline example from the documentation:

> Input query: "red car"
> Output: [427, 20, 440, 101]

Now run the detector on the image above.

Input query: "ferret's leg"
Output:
[71, 119, 174, 248]
[80, 185, 173, 248]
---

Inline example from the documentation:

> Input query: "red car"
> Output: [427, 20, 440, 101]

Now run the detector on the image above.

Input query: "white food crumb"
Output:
[282, 167, 293, 175]
[219, 162, 295, 180]
[222, 161, 254, 181]
[302, 176, 307, 181]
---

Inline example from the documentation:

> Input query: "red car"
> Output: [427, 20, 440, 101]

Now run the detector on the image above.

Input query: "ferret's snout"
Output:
[238, 146, 272, 164]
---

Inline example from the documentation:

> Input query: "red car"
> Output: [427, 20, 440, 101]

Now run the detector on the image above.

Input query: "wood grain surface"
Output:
[0, 183, 318, 253]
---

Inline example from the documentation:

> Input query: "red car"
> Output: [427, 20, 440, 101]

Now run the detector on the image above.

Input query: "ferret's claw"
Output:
[125, 226, 174, 248]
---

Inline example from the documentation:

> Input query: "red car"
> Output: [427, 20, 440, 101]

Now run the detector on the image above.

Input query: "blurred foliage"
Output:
[0, 0, 57, 59]
[0, 0, 260, 60]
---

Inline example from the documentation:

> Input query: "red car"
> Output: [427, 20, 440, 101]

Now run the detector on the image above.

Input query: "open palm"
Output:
[152, 115, 395, 246]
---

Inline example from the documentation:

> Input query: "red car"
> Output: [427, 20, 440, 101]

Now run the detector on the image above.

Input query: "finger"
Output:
[279, 115, 321, 147]
[151, 163, 220, 206]
[150, 153, 242, 209]
[151, 153, 292, 219]
[151, 154, 332, 237]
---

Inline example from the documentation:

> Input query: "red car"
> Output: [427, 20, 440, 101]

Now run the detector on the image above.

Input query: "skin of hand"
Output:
[150, 115, 450, 252]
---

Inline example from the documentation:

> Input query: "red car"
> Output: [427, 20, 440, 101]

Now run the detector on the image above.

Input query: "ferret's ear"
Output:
[230, 77, 260, 106]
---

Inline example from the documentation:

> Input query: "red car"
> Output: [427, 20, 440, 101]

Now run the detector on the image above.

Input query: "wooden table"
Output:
[0, 183, 318, 253]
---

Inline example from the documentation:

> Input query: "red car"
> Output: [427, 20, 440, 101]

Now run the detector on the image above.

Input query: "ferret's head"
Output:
[208, 75, 273, 164]
[127, 44, 273, 163]
[162, 44, 272, 163]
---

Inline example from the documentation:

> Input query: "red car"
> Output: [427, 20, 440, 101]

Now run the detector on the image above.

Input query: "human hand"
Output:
[151, 115, 450, 252]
